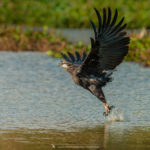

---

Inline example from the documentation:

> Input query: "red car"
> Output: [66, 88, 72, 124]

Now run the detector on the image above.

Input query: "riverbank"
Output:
[0, 26, 149, 66]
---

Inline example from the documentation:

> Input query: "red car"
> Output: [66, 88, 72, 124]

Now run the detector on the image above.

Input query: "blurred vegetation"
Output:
[0, 0, 150, 29]
[0, 26, 149, 66]
[126, 30, 150, 66]
[0, 26, 88, 54]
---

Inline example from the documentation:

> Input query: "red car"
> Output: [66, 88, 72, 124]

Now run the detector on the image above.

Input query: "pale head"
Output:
[59, 61, 72, 70]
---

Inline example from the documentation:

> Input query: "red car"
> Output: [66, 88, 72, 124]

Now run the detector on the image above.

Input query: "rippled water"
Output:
[0, 52, 149, 150]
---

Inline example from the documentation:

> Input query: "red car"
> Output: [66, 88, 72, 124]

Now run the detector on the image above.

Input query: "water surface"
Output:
[0, 52, 149, 149]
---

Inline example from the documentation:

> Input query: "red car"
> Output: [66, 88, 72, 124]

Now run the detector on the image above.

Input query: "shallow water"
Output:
[0, 52, 150, 149]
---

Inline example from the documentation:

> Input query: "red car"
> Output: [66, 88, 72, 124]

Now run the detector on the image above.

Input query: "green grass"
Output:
[126, 32, 150, 66]
[0, 0, 150, 28]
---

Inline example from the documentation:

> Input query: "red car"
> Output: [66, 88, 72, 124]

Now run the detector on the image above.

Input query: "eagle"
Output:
[59, 8, 130, 116]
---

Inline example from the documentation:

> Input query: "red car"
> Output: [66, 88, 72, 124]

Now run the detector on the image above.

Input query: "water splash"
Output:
[106, 108, 127, 122]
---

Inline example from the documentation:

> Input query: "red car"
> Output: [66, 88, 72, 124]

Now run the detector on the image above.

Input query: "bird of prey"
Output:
[59, 8, 130, 116]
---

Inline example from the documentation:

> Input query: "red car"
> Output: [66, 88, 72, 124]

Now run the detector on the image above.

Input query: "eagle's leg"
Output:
[98, 89, 114, 116]
[88, 85, 114, 116]
[103, 103, 115, 116]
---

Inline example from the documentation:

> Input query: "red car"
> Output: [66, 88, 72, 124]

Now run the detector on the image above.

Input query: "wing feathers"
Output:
[81, 52, 87, 62]
[102, 8, 106, 30]
[80, 8, 130, 76]
[110, 17, 125, 34]
[61, 53, 71, 62]
[110, 9, 118, 27]
[67, 52, 75, 62]
[106, 7, 111, 27]
[90, 20, 97, 39]
[61, 52, 87, 65]
[94, 8, 102, 33]
[90, 37, 95, 48]
[75, 51, 81, 61]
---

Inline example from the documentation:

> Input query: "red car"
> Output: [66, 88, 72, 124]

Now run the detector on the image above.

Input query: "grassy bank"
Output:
[0, 26, 88, 54]
[0, 0, 150, 29]
[126, 31, 150, 66]
[0, 26, 149, 67]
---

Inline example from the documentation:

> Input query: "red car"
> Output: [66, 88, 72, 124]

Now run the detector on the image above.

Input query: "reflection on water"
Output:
[0, 52, 149, 149]
[0, 124, 150, 150]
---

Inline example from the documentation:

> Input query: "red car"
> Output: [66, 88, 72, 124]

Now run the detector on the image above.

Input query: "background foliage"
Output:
[0, 0, 149, 66]
[0, 26, 149, 66]
[0, 0, 150, 28]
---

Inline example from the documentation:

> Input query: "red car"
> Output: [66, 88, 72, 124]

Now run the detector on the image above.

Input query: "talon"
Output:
[109, 105, 115, 111]
[110, 105, 115, 109]
[103, 111, 108, 117]
[103, 104, 115, 116]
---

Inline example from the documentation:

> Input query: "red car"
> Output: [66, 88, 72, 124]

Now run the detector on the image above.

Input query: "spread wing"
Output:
[61, 51, 87, 65]
[80, 8, 130, 76]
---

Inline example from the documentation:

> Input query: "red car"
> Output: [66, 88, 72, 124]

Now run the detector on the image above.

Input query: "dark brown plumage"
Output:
[59, 8, 130, 116]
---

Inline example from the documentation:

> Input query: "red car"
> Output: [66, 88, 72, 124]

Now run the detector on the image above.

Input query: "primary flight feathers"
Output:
[61, 51, 87, 65]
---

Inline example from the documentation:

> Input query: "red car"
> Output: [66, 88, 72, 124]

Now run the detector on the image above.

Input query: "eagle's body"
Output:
[59, 8, 130, 116]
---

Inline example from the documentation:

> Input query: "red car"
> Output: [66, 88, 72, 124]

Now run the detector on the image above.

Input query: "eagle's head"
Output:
[59, 61, 72, 71]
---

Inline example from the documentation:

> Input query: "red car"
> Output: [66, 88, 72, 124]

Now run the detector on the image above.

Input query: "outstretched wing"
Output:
[80, 8, 130, 76]
[61, 51, 87, 65]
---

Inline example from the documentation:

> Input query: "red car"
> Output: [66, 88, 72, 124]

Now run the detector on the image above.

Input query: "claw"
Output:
[110, 105, 115, 109]
[109, 105, 115, 111]
[103, 111, 108, 117]
[103, 104, 115, 117]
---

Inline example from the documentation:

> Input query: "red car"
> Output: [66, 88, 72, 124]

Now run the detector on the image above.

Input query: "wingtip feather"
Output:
[67, 51, 75, 62]
[61, 52, 71, 62]
[90, 20, 97, 39]
[90, 37, 94, 48]
[94, 8, 102, 33]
